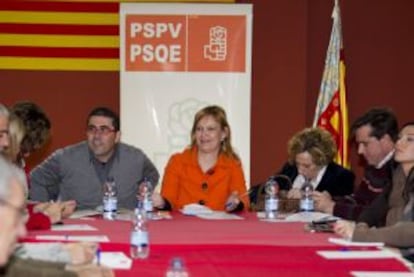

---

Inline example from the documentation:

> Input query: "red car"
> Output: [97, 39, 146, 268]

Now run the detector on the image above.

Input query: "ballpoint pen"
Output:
[96, 247, 101, 266]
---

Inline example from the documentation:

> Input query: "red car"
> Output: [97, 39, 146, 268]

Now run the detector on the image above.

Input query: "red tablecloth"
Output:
[98, 243, 410, 277]
[25, 212, 413, 276]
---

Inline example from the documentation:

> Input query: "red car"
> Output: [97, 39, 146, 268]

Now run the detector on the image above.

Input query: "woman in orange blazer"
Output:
[153, 105, 249, 212]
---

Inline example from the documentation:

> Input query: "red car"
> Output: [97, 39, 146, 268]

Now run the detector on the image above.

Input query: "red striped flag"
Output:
[313, 0, 350, 169]
[0, 0, 235, 71]
[0, 1, 119, 71]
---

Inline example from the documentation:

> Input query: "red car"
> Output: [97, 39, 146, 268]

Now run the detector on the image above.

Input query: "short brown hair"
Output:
[11, 102, 51, 155]
[287, 127, 337, 166]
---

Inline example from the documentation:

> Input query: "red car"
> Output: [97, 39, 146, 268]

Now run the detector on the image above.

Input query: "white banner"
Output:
[120, 3, 252, 186]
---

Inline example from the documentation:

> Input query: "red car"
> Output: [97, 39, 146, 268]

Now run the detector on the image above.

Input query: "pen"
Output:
[225, 201, 234, 209]
[96, 247, 101, 266]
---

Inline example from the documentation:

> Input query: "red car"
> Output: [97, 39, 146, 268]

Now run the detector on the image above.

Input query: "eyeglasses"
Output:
[86, 125, 117, 135]
[0, 198, 28, 221]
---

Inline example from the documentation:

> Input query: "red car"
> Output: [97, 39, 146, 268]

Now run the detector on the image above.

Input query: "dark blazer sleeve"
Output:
[315, 162, 355, 197]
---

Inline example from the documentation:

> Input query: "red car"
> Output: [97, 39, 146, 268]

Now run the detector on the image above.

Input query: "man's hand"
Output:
[62, 200, 77, 218]
[62, 242, 98, 265]
[42, 202, 64, 224]
[152, 192, 165, 209]
[313, 191, 335, 214]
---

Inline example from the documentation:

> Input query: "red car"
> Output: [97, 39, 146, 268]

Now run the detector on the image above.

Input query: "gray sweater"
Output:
[30, 141, 159, 210]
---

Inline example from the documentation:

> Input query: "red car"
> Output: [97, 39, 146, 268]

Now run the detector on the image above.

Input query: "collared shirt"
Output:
[292, 165, 328, 190]
[376, 150, 395, 169]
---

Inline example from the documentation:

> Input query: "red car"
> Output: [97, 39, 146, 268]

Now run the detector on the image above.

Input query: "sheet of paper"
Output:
[351, 272, 414, 277]
[115, 211, 173, 221]
[328, 237, 385, 247]
[51, 224, 97, 231]
[69, 209, 101, 219]
[284, 211, 338, 222]
[181, 203, 214, 215]
[94, 252, 132, 270]
[36, 235, 110, 242]
[317, 250, 399, 259]
[196, 211, 244, 220]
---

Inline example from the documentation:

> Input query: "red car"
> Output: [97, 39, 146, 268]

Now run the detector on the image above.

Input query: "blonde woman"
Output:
[250, 128, 354, 209]
[154, 105, 249, 212]
[4, 114, 25, 166]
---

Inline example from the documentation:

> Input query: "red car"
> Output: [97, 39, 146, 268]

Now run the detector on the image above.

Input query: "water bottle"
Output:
[102, 176, 117, 220]
[130, 207, 150, 259]
[138, 177, 154, 219]
[300, 179, 314, 212]
[264, 179, 279, 219]
[165, 257, 189, 277]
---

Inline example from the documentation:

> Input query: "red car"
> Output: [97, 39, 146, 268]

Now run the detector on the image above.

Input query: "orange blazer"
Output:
[161, 147, 249, 211]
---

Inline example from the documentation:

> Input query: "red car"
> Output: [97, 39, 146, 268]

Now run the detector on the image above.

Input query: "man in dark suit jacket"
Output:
[313, 108, 398, 221]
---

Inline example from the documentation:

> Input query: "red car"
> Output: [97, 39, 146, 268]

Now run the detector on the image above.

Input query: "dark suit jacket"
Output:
[250, 162, 355, 206]
[277, 162, 355, 196]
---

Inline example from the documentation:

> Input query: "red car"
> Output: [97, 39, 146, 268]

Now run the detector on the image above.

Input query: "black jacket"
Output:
[250, 161, 355, 205]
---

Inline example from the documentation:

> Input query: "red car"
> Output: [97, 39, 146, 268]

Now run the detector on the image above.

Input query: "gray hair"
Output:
[0, 103, 9, 118]
[0, 156, 28, 199]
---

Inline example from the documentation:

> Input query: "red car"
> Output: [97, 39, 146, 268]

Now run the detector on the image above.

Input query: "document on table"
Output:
[51, 224, 97, 231]
[116, 211, 172, 221]
[328, 237, 385, 247]
[94, 252, 132, 270]
[317, 250, 399, 259]
[181, 203, 214, 215]
[196, 211, 244, 220]
[36, 235, 110, 242]
[351, 272, 414, 277]
[69, 209, 101, 219]
[256, 212, 291, 222]
[284, 211, 339, 222]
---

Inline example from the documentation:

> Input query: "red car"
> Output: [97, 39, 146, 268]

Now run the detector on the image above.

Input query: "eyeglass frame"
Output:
[86, 125, 117, 136]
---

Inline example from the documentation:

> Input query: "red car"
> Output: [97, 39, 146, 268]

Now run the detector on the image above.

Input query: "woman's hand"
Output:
[225, 191, 240, 212]
[287, 188, 302, 199]
[333, 220, 356, 240]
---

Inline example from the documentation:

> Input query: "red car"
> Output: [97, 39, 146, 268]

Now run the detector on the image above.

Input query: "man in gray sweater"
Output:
[30, 107, 159, 210]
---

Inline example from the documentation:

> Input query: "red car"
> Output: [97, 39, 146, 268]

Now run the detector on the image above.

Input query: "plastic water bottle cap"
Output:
[171, 257, 184, 269]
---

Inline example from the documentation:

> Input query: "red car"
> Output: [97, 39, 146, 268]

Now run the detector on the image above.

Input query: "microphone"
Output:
[269, 174, 293, 190]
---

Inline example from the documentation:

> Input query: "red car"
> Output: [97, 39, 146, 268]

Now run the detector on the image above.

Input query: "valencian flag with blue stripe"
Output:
[313, 0, 350, 169]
